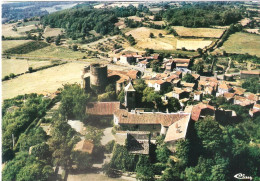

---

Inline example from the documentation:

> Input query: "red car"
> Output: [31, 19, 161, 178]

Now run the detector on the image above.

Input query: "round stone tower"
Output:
[90, 63, 108, 92]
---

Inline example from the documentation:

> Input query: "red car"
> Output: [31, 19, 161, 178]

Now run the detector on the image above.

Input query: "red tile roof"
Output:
[176, 63, 189, 67]
[191, 103, 215, 121]
[114, 109, 189, 127]
[86, 102, 120, 116]
[127, 70, 140, 79]
[173, 58, 190, 64]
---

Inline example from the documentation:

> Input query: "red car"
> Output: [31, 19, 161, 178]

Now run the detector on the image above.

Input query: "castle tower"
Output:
[90, 63, 107, 92]
[125, 81, 136, 111]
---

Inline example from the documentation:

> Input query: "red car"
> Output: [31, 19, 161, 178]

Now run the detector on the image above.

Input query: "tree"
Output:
[46, 37, 51, 43]
[55, 34, 61, 45]
[136, 155, 155, 181]
[28, 67, 33, 73]
[49, 120, 80, 169]
[71, 151, 92, 170]
[167, 97, 181, 112]
[242, 77, 260, 94]
[197, 48, 203, 55]
[195, 117, 223, 153]
[85, 126, 104, 146]
[31, 142, 52, 162]
[192, 62, 204, 74]
[117, 90, 125, 103]
[149, 32, 155, 38]
[158, 33, 163, 38]
[182, 74, 196, 83]
[72, 44, 78, 51]
[142, 87, 162, 110]
[59, 83, 89, 120]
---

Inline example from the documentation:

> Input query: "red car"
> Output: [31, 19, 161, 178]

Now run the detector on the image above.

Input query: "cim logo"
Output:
[234, 173, 253, 180]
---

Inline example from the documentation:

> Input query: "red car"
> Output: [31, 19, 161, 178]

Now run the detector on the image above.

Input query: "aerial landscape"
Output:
[1, 1, 260, 181]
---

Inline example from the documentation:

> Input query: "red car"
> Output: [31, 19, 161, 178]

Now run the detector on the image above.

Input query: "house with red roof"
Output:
[86, 102, 121, 121]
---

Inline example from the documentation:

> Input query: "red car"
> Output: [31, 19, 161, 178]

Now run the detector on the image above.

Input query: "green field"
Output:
[220, 32, 260, 57]
[2, 40, 32, 52]
[21, 45, 89, 59]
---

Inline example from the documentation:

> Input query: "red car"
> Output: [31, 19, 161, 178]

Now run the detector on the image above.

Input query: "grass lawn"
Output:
[220, 32, 260, 57]
[2, 40, 32, 52]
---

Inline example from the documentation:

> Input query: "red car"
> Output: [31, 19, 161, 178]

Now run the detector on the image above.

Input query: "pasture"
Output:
[173, 26, 225, 38]
[219, 32, 260, 57]
[21, 45, 89, 59]
[2, 23, 23, 37]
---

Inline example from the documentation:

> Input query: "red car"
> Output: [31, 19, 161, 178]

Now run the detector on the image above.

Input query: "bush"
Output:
[2, 75, 10, 81]
[105, 140, 115, 153]
[28, 67, 33, 73]
[9, 73, 15, 79]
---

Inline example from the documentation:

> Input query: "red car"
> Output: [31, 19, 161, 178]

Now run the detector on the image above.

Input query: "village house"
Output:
[240, 70, 260, 79]
[171, 87, 191, 100]
[187, 103, 215, 121]
[193, 91, 203, 101]
[137, 60, 150, 69]
[233, 95, 254, 108]
[173, 79, 181, 87]
[249, 104, 260, 117]
[147, 80, 172, 92]
[86, 102, 121, 121]
[181, 82, 197, 90]
[223, 92, 235, 103]
[232, 87, 246, 96]
[217, 82, 232, 95]
[113, 109, 190, 139]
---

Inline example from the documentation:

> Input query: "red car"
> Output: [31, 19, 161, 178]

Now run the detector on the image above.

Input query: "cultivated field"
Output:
[43, 26, 63, 37]
[2, 58, 53, 77]
[20, 45, 89, 59]
[2, 40, 32, 52]
[176, 39, 213, 50]
[173, 26, 225, 38]
[2, 23, 23, 37]
[218, 32, 260, 57]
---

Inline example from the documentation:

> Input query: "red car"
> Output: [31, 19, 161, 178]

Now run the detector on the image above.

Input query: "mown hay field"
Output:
[176, 39, 213, 50]
[219, 32, 260, 57]
[173, 26, 225, 38]
[125, 27, 177, 50]
[2, 58, 53, 77]
[2, 23, 23, 37]
[2, 40, 32, 52]
[2, 62, 86, 100]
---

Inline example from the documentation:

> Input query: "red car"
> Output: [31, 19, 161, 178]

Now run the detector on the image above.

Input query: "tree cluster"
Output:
[163, 3, 243, 28]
